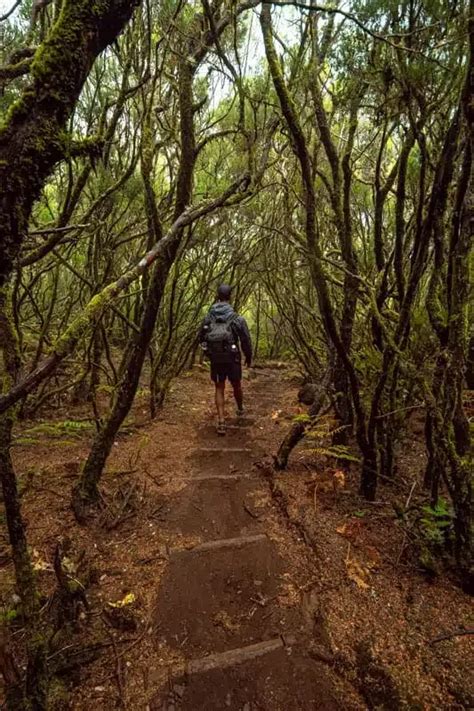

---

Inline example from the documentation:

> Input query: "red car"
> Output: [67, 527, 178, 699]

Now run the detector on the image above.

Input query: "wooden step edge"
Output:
[189, 473, 257, 481]
[193, 447, 253, 454]
[169, 533, 267, 557]
[199, 424, 252, 431]
[186, 637, 284, 675]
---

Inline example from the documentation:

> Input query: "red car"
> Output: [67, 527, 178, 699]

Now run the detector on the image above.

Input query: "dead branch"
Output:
[429, 629, 474, 645]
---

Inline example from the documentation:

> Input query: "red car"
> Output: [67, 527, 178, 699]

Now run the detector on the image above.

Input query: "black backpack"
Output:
[205, 314, 237, 364]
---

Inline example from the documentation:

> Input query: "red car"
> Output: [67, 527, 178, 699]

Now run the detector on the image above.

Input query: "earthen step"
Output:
[197, 424, 253, 442]
[225, 417, 255, 427]
[152, 644, 346, 710]
[188, 446, 259, 477]
[156, 482, 265, 541]
[154, 479, 264, 541]
[153, 536, 301, 656]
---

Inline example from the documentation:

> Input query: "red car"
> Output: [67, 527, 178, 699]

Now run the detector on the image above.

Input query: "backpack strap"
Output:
[209, 311, 236, 324]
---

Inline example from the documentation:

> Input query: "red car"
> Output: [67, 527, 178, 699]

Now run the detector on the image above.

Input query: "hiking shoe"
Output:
[236, 408, 245, 417]
[217, 421, 226, 436]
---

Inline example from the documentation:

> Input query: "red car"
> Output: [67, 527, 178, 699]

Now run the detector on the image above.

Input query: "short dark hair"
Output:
[217, 283, 232, 301]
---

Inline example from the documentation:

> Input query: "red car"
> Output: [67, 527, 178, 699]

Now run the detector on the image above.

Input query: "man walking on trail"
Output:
[200, 284, 252, 435]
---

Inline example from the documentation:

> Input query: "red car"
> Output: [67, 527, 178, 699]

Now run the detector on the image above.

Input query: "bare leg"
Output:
[232, 380, 243, 412]
[215, 381, 226, 424]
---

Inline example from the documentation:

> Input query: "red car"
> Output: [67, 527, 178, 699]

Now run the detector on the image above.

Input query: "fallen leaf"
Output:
[346, 557, 370, 590]
[337, 518, 364, 541]
[31, 548, 50, 571]
[333, 470, 346, 489]
[213, 610, 240, 632]
[364, 546, 382, 569]
[108, 592, 136, 608]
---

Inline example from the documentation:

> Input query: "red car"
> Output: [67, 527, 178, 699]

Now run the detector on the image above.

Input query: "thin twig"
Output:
[396, 480, 418, 564]
[0, 0, 21, 22]
[28, 223, 92, 236]
[111, 635, 127, 708]
[376, 403, 424, 419]
[429, 629, 474, 645]
[404, 480, 417, 511]
[269, 1, 450, 62]
[105, 483, 138, 531]
[244, 503, 260, 519]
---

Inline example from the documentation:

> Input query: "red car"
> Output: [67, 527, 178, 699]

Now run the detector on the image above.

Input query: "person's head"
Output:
[217, 284, 232, 302]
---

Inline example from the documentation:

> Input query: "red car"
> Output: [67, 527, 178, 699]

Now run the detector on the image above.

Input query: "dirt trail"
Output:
[150, 369, 363, 710]
[7, 366, 472, 709]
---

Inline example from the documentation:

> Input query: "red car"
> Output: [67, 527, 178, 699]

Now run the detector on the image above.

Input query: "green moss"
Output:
[0, 287, 21, 429]
[49, 678, 69, 710]
[0, 91, 35, 136]
[20, 420, 92, 439]
[0, 606, 20, 624]
[53, 282, 118, 358]
[66, 579, 83, 594]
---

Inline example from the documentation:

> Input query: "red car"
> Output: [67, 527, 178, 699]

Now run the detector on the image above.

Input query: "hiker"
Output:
[200, 284, 252, 435]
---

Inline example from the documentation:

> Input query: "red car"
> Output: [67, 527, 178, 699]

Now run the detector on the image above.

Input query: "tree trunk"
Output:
[261, 3, 372, 493]
[274, 386, 328, 470]
[73, 53, 197, 517]
[0, 288, 48, 708]
[0, 0, 141, 289]
[425, 23, 473, 586]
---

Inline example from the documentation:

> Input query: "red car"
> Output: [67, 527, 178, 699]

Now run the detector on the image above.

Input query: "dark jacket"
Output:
[200, 302, 252, 365]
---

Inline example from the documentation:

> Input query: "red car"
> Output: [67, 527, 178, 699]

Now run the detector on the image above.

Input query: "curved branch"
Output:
[0, 56, 33, 83]
[0, 174, 251, 414]
[269, 1, 449, 57]
[0, 0, 22, 22]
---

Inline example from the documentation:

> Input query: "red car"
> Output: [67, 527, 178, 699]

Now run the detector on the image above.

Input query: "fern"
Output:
[299, 412, 358, 462]
[305, 445, 360, 463]
[292, 413, 312, 424]
[420, 498, 454, 545]
[306, 423, 347, 439]
[16, 420, 93, 441]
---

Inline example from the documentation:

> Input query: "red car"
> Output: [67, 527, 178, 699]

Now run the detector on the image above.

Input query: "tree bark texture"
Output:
[0, 0, 141, 289]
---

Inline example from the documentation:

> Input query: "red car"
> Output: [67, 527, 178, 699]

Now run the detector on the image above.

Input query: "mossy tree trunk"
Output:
[73, 44, 199, 515]
[0, 289, 48, 709]
[274, 385, 329, 470]
[72, 1, 258, 514]
[0, 0, 141, 289]
[260, 3, 378, 498]
[425, 23, 473, 587]
[308, 24, 362, 439]
[0, 4, 140, 706]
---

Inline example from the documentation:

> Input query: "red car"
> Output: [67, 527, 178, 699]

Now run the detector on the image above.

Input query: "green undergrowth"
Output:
[14, 419, 93, 445]
[296, 413, 360, 463]
[13, 413, 142, 447]
[395, 496, 455, 575]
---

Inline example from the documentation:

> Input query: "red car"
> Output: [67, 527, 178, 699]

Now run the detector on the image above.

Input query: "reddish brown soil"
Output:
[153, 647, 345, 711]
[0, 366, 472, 709]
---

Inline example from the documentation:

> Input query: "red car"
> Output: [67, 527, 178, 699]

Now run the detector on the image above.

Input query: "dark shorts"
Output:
[210, 359, 242, 384]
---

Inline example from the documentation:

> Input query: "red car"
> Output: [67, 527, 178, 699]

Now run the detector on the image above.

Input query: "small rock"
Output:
[173, 684, 185, 698]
